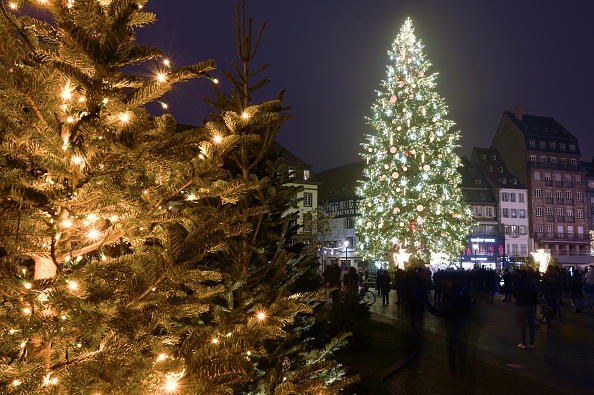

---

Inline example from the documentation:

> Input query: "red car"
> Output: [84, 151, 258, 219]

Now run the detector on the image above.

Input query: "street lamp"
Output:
[343, 240, 349, 266]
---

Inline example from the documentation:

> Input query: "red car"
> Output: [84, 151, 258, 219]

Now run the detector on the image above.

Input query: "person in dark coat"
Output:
[570, 269, 584, 313]
[379, 269, 392, 304]
[514, 268, 538, 349]
[323, 262, 342, 304]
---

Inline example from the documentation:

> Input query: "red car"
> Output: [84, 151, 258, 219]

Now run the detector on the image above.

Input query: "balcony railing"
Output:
[544, 180, 553, 186]
[566, 199, 574, 205]
[534, 232, 588, 241]
[555, 181, 564, 187]
[567, 216, 575, 223]
[556, 198, 564, 204]
[546, 215, 555, 222]
[565, 181, 574, 187]
[557, 215, 565, 222]
[545, 198, 554, 204]
[527, 162, 579, 171]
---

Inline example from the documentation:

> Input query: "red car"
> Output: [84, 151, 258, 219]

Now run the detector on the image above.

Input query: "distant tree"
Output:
[356, 18, 475, 267]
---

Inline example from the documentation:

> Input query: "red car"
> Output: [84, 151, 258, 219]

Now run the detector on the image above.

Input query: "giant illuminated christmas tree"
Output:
[356, 18, 475, 267]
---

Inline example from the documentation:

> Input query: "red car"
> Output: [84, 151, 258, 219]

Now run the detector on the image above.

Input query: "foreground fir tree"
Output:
[356, 18, 475, 267]
[181, 3, 355, 394]
[0, 1, 252, 394]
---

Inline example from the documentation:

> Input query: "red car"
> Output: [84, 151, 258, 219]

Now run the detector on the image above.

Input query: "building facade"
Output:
[470, 147, 530, 266]
[491, 108, 591, 266]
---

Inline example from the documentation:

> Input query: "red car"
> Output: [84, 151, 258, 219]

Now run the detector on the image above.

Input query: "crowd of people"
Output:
[322, 261, 594, 358]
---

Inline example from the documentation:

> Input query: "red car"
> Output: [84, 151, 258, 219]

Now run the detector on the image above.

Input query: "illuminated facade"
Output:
[491, 107, 591, 266]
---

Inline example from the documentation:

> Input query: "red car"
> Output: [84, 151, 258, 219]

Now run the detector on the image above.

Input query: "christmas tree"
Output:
[0, 1, 354, 393]
[356, 18, 475, 268]
[190, 3, 355, 393]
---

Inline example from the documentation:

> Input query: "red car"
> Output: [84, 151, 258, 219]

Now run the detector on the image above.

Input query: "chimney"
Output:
[514, 104, 523, 121]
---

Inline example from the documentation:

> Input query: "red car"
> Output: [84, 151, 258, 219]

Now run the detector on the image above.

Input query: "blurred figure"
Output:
[570, 269, 584, 313]
[514, 268, 538, 349]
[379, 269, 392, 304]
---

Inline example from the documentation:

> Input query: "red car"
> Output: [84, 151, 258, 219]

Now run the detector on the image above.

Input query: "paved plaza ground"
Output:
[368, 292, 594, 395]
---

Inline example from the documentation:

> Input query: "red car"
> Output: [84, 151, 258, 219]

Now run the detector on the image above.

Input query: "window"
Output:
[566, 191, 572, 200]
[534, 189, 542, 199]
[560, 143, 566, 151]
[575, 175, 582, 184]
[519, 209, 526, 218]
[499, 167, 504, 172]
[560, 157, 567, 165]
[518, 193, 525, 203]
[570, 158, 577, 165]
[577, 209, 584, 219]
[501, 192, 509, 201]
[567, 208, 574, 218]
[347, 236, 355, 248]
[475, 180, 482, 185]
[474, 206, 483, 217]
[521, 244, 528, 255]
[569, 144, 576, 152]
[556, 208, 563, 217]
[546, 207, 553, 216]
[540, 156, 547, 163]
[519, 225, 527, 235]
[288, 167, 295, 178]
[537, 224, 544, 233]
[486, 207, 494, 217]
[529, 140, 536, 148]
[534, 171, 541, 181]
[511, 209, 517, 218]
[303, 169, 310, 181]
[536, 207, 542, 217]
[545, 190, 553, 199]
[346, 217, 355, 229]
[502, 208, 509, 218]
[539, 141, 546, 149]
[576, 191, 583, 201]
[556, 190, 563, 199]
[510, 193, 516, 202]
[303, 192, 312, 207]
[530, 155, 537, 163]
[487, 165, 493, 171]
[550, 157, 557, 164]
[550, 142, 557, 150]
[491, 154, 497, 160]
[547, 225, 554, 234]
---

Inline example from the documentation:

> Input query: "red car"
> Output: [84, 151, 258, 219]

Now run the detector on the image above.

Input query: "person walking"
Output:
[502, 268, 513, 302]
[570, 269, 584, 313]
[514, 268, 538, 349]
[324, 262, 342, 304]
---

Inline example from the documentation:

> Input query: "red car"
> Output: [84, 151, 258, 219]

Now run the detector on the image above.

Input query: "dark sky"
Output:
[138, 1, 594, 172]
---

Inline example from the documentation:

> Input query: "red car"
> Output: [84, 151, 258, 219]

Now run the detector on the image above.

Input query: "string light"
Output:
[213, 135, 223, 144]
[25, 283, 32, 289]
[62, 219, 73, 228]
[156, 72, 167, 82]
[87, 228, 101, 241]
[67, 281, 78, 291]
[9, 2, 17, 10]
[242, 111, 250, 119]
[256, 311, 266, 321]
[119, 112, 130, 123]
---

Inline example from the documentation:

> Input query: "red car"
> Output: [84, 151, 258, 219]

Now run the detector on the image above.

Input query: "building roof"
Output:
[503, 111, 580, 154]
[470, 147, 526, 190]
[459, 156, 498, 204]
[315, 161, 366, 202]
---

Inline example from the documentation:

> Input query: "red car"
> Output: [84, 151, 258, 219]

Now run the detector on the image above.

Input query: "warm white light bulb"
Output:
[156, 73, 167, 82]
[213, 135, 223, 144]
[25, 283, 32, 289]
[256, 311, 266, 321]
[87, 229, 101, 240]
[119, 112, 130, 123]
[68, 281, 78, 291]
[242, 112, 249, 119]
[62, 219, 72, 228]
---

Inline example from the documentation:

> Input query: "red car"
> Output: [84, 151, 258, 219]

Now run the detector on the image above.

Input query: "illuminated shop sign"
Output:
[470, 237, 496, 243]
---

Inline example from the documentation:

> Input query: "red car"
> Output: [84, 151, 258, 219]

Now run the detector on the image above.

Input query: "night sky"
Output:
[137, 1, 594, 172]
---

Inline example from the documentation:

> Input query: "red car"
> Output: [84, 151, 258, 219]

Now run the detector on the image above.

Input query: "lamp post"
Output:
[343, 240, 349, 267]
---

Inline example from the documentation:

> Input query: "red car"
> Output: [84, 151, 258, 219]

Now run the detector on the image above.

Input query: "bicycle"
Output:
[535, 292, 554, 328]
[358, 287, 376, 305]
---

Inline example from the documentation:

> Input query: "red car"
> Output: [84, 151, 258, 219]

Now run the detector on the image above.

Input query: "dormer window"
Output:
[303, 169, 310, 181]
[501, 179, 507, 184]
[475, 180, 482, 185]
[569, 144, 576, 151]
[469, 168, 475, 173]
[539, 141, 546, 149]
[512, 179, 518, 184]
[481, 154, 486, 159]
[529, 140, 536, 148]
[487, 165, 493, 171]
[288, 167, 296, 178]
[491, 154, 497, 160]
[499, 167, 504, 172]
